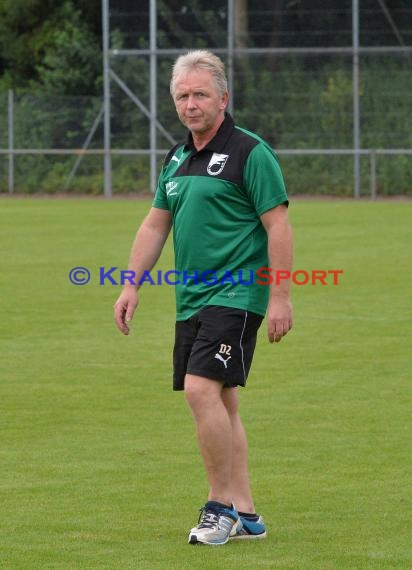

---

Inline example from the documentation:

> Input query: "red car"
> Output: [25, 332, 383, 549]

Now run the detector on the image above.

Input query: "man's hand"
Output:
[267, 296, 293, 343]
[114, 288, 139, 335]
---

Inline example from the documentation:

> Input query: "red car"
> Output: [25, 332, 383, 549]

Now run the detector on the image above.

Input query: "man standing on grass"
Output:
[114, 50, 293, 546]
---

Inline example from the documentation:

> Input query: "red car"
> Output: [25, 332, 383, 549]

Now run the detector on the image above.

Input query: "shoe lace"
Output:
[197, 506, 220, 529]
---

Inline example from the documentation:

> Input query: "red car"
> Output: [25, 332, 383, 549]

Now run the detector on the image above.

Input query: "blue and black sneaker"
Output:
[231, 514, 267, 540]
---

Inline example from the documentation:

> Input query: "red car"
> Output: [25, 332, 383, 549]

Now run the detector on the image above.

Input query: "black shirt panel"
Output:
[165, 114, 260, 187]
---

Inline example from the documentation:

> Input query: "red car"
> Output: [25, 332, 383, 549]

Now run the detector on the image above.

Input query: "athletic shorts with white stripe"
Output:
[173, 305, 263, 391]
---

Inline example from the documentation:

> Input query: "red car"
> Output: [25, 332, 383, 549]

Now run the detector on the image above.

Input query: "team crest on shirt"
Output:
[207, 153, 229, 176]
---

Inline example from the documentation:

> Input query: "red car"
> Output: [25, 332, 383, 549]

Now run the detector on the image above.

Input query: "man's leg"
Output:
[221, 386, 255, 514]
[184, 376, 256, 511]
[180, 307, 265, 543]
[222, 386, 267, 540]
[185, 374, 242, 545]
[184, 374, 233, 506]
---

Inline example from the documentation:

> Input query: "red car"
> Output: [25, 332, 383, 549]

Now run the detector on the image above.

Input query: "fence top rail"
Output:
[111, 46, 412, 57]
[0, 148, 411, 156]
[275, 149, 412, 156]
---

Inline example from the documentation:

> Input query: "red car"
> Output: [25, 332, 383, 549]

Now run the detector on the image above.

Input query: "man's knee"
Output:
[184, 374, 222, 411]
[222, 387, 239, 417]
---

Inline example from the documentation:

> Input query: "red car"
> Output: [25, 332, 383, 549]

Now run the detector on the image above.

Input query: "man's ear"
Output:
[220, 92, 229, 110]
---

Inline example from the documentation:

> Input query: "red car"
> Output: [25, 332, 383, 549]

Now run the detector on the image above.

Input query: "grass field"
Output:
[0, 197, 411, 569]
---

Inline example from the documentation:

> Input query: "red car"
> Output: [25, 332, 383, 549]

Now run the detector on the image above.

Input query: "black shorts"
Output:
[173, 305, 263, 391]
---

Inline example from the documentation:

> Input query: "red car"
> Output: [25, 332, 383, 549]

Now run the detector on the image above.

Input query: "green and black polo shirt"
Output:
[153, 113, 288, 321]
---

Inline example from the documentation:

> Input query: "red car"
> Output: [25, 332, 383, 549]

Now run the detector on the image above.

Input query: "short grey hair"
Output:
[170, 50, 228, 97]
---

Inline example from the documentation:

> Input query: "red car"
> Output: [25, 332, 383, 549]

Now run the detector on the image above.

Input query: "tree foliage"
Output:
[0, 0, 101, 94]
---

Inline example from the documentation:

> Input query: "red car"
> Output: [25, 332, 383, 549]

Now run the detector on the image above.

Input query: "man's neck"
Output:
[191, 114, 225, 151]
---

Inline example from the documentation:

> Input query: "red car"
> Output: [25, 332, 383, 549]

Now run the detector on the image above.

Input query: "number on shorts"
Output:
[219, 344, 231, 356]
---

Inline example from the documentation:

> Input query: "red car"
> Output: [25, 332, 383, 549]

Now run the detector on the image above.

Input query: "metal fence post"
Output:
[8, 89, 14, 194]
[149, 0, 157, 193]
[370, 150, 377, 200]
[227, 0, 235, 115]
[102, 0, 112, 198]
[352, 0, 361, 198]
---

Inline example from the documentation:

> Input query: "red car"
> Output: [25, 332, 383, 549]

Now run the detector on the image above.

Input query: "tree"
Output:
[33, 1, 102, 95]
[0, 0, 102, 94]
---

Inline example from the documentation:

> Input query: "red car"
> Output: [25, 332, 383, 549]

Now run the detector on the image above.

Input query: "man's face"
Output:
[172, 69, 228, 136]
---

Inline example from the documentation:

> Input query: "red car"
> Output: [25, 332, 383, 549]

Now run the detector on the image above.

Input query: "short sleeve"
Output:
[243, 142, 288, 216]
[152, 168, 170, 211]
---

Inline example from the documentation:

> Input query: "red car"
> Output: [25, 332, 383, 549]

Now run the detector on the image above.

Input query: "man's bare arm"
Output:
[114, 207, 172, 335]
[260, 204, 293, 343]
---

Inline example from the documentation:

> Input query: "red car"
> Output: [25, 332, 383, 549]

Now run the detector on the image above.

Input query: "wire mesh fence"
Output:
[111, 0, 412, 49]
[1, 0, 411, 196]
